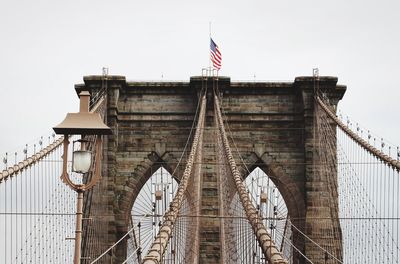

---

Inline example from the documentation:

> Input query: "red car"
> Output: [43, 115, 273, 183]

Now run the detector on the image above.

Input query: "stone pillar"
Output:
[80, 75, 128, 263]
[296, 77, 343, 263]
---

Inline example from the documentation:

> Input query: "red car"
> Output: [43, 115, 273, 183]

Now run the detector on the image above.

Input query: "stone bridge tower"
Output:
[77, 75, 346, 263]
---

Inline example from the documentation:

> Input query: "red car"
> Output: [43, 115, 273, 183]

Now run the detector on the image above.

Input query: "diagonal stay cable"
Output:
[290, 220, 343, 263]
[90, 211, 153, 263]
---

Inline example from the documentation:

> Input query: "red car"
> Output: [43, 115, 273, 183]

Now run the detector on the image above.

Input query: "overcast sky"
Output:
[1, 0, 399, 158]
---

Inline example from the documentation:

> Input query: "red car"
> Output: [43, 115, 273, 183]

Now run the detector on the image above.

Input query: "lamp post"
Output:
[53, 91, 112, 264]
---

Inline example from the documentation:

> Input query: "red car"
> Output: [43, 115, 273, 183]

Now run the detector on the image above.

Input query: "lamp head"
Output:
[53, 91, 112, 136]
[52, 90, 110, 191]
[53, 112, 112, 135]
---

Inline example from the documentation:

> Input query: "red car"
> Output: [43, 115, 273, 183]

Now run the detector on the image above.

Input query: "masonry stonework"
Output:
[77, 75, 346, 263]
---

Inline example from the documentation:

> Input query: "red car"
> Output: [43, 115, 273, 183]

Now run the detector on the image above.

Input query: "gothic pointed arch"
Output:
[238, 151, 306, 261]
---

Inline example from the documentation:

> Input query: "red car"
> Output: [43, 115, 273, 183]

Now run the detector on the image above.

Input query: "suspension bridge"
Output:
[0, 72, 399, 264]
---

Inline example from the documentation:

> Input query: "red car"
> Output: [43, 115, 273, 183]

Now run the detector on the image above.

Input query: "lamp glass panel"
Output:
[73, 150, 92, 173]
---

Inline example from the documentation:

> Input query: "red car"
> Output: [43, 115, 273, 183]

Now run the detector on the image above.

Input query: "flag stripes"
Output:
[210, 38, 222, 70]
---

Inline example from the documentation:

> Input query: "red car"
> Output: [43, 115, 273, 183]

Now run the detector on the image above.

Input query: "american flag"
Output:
[210, 38, 222, 70]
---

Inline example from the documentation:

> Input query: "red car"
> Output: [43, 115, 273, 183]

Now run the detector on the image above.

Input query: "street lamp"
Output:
[53, 90, 112, 264]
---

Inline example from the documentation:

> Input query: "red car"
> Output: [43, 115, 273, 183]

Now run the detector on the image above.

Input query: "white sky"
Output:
[0, 0, 399, 156]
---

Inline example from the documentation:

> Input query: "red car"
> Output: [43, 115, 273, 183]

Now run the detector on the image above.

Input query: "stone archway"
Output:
[111, 151, 187, 262]
[113, 146, 204, 262]
[239, 151, 306, 263]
